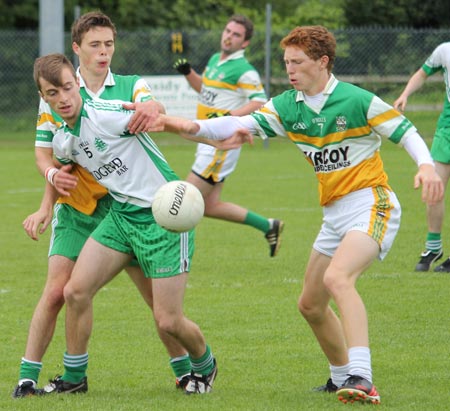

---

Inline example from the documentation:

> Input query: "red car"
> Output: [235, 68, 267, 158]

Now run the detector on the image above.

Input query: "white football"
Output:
[152, 180, 205, 233]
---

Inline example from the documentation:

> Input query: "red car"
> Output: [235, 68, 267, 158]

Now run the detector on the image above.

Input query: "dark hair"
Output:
[71, 11, 117, 45]
[280, 25, 336, 72]
[34, 53, 76, 91]
[228, 14, 254, 41]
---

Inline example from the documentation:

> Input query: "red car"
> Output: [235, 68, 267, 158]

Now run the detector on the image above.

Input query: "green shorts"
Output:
[431, 127, 450, 164]
[90, 200, 195, 279]
[49, 195, 113, 260]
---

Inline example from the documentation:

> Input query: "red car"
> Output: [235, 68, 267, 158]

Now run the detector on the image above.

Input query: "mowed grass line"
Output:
[1, 119, 450, 410]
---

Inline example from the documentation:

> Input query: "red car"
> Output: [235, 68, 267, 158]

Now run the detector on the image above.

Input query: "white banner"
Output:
[143, 75, 198, 119]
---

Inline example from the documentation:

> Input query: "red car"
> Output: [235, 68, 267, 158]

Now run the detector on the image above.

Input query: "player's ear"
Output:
[72, 41, 80, 55]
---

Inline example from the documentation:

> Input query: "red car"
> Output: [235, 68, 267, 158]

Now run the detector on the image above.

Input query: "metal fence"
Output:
[1, 27, 449, 126]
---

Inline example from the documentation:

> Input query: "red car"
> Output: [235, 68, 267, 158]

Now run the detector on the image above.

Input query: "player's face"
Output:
[39, 67, 82, 127]
[283, 46, 329, 95]
[220, 21, 249, 55]
[72, 26, 115, 78]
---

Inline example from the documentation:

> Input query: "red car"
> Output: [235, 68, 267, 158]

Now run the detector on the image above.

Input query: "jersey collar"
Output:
[76, 68, 116, 94]
[218, 49, 246, 65]
[295, 74, 338, 102]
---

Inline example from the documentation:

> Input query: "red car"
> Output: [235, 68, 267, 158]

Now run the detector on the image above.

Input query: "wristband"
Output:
[45, 167, 59, 186]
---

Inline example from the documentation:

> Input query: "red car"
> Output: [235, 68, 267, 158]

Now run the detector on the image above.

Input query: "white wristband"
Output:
[45, 167, 59, 186]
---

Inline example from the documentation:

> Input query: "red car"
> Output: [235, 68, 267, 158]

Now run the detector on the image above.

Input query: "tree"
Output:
[343, 0, 450, 28]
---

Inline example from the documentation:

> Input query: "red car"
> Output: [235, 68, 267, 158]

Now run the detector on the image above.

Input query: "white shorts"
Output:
[313, 187, 401, 260]
[191, 143, 241, 183]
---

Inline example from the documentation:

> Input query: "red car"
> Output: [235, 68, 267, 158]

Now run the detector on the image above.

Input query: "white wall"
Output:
[143, 75, 198, 119]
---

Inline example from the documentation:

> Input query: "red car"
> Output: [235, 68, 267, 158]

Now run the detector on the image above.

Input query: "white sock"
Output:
[330, 363, 350, 387]
[348, 346, 372, 382]
[18, 378, 36, 387]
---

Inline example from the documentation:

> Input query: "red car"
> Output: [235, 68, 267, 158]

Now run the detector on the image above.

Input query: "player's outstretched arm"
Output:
[147, 114, 254, 150]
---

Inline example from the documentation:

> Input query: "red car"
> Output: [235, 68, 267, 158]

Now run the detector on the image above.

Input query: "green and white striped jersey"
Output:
[53, 97, 178, 209]
[35, 70, 158, 214]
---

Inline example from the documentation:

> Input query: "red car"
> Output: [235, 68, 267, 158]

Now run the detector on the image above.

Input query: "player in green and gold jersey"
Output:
[154, 25, 444, 405]
[174, 15, 283, 258]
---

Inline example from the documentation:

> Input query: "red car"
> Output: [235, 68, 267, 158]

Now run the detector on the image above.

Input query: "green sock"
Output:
[19, 358, 42, 383]
[170, 354, 191, 378]
[426, 232, 442, 253]
[189, 345, 214, 376]
[62, 352, 88, 384]
[244, 211, 270, 233]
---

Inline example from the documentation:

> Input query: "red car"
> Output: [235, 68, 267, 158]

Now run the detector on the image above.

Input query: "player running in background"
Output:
[152, 25, 444, 405]
[13, 11, 190, 398]
[31, 53, 242, 395]
[394, 42, 450, 272]
[173, 14, 284, 258]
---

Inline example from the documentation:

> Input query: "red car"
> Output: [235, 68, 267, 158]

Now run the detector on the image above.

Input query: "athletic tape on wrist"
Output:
[45, 167, 59, 186]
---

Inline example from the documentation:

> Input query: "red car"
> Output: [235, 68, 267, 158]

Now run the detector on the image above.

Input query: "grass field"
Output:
[2, 113, 450, 410]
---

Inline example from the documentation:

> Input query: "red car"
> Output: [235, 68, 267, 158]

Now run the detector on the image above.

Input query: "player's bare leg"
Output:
[186, 171, 284, 256]
[13, 256, 74, 398]
[39, 239, 131, 395]
[126, 266, 191, 387]
[152, 273, 217, 394]
[324, 231, 381, 404]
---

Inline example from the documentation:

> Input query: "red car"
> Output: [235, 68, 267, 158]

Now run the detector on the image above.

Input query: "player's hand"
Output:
[414, 163, 444, 205]
[52, 164, 77, 196]
[206, 111, 231, 119]
[213, 128, 254, 150]
[23, 207, 53, 241]
[173, 58, 192, 75]
[123, 100, 164, 134]
[393, 95, 407, 112]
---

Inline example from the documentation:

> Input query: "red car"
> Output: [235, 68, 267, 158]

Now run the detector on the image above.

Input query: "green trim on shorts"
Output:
[90, 200, 195, 278]
[431, 127, 450, 164]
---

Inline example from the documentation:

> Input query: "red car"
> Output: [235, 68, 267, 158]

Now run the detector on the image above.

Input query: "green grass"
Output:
[1, 115, 450, 410]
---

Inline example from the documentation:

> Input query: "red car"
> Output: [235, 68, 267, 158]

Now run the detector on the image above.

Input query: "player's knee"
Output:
[298, 296, 324, 322]
[203, 201, 220, 217]
[63, 283, 89, 307]
[323, 271, 349, 298]
[44, 288, 65, 310]
[154, 313, 180, 336]
[38, 286, 65, 314]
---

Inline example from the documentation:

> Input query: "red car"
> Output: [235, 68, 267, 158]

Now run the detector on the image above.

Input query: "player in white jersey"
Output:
[394, 42, 450, 272]
[173, 14, 284, 258]
[31, 53, 246, 395]
[153, 25, 444, 405]
[13, 12, 190, 399]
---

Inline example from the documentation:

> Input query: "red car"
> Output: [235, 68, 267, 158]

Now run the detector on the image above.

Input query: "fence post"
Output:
[39, 0, 64, 55]
[264, 3, 272, 149]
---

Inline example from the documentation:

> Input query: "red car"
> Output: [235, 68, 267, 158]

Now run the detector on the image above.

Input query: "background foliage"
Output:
[1, 0, 450, 30]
